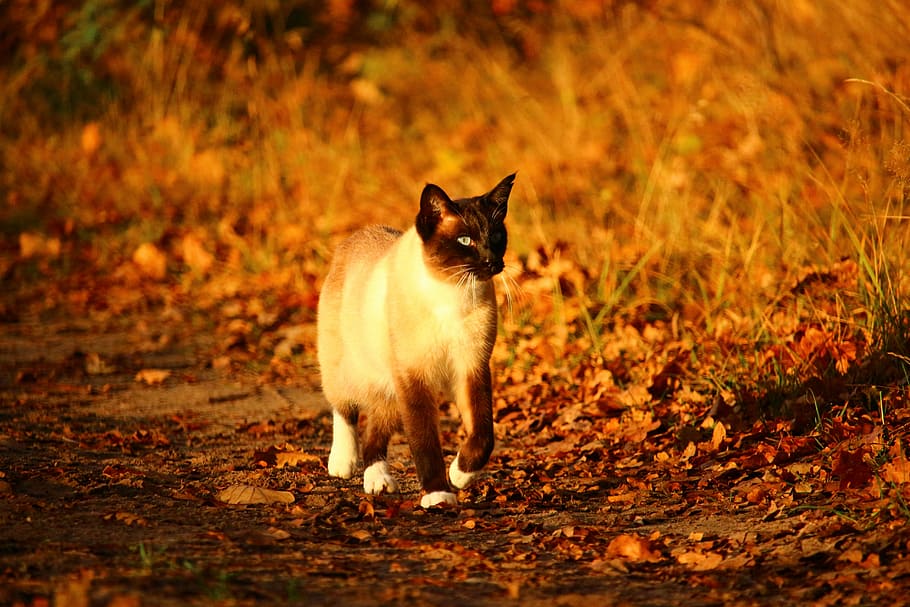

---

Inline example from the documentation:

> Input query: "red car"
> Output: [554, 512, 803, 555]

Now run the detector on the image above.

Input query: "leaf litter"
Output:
[5, 283, 909, 606]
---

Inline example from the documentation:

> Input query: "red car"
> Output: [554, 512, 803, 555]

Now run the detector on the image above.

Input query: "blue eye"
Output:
[457, 235, 473, 246]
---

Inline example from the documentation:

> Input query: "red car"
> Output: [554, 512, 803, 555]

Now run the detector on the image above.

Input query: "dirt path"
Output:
[1, 315, 906, 606]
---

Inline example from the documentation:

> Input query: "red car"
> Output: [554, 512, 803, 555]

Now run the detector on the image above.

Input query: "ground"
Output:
[2, 311, 907, 607]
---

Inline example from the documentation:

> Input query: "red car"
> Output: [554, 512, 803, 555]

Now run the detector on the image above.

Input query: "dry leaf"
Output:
[86, 353, 116, 375]
[179, 234, 214, 275]
[881, 454, 910, 485]
[253, 444, 321, 468]
[263, 526, 291, 541]
[81, 122, 102, 155]
[605, 534, 661, 562]
[710, 422, 727, 451]
[839, 549, 864, 564]
[676, 550, 724, 571]
[19, 232, 61, 259]
[103, 512, 148, 527]
[132, 242, 167, 280]
[359, 500, 375, 520]
[216, 484, 295, 505]
[135, 369, 171, 385]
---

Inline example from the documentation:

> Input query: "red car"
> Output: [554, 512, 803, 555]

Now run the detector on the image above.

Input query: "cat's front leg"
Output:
[450, 365, 495, 489]
[361, 411, 399, 494]
[397, 374, 456, 508]
[327, 409, 359, 479]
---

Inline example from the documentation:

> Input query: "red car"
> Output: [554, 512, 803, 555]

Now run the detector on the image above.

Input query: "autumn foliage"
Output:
[2, 0, 910, 604]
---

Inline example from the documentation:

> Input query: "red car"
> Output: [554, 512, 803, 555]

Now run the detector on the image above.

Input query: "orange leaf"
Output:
[132, 242, 167, 280]
[135, 369, 171, 385]
[676, 550, 723, 571]
[605, 534, 661, 562]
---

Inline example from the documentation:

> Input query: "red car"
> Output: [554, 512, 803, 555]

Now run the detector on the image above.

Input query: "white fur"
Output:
[448, 454, 476, 489]
[320, 228, 496, 411]
[327, 410, 358, 479]
[363, 460, 399, 494]
[420, 491, 457, 508]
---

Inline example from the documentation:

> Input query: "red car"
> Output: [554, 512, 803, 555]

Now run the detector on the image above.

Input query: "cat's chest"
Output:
[389, 282, 494, 369]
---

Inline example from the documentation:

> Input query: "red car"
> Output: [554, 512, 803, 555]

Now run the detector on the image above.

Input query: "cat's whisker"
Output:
[496, 264, 526, 322]
[446, 265, 474, 290]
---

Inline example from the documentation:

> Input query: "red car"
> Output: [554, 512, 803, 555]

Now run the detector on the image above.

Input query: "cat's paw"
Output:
[448, 454, 477, 489]
[327, 450, 358, 479]
[363, 461, 399, 494]
[420, 491, 457, 508]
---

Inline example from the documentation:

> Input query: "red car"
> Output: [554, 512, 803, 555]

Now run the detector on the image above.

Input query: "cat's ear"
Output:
[416, 183, 452, 241]
[484, 173, 516, 217]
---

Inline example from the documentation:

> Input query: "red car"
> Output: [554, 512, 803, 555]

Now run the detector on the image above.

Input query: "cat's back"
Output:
[318, 224, 403, 401]
[321, 225, 401, 294]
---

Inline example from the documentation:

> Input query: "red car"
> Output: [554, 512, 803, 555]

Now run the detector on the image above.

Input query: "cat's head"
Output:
[415, 174, 515, 283]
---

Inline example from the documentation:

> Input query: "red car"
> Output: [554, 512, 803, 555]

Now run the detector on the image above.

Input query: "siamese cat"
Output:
[317, 174, 515, 508]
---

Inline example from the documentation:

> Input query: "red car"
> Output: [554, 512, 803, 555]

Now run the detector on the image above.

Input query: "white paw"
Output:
[327, 411, 358, 479]
[328, 449, 357, 479]
[448, 454, 477, 489]
[420, 491, 457, 508]
[363, 461, 399, 494]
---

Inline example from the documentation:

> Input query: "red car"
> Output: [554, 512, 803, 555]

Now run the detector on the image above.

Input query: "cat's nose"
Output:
[487, 259, 504, 275]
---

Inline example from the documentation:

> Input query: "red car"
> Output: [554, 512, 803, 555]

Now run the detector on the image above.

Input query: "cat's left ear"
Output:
[417, 183, 452, 241]
[484, 173, 516, 217]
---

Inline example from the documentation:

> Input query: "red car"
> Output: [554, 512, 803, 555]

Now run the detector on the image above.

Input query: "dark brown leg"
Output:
[459, 366, 495, 471]
[361, 411, 400, 494]
[450, 365, 495, 488]
[397, 373, 449, 495]
[362, 414, 394, 468]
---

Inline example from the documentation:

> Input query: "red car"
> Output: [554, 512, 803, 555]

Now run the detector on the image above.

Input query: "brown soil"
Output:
[1, 314, 905, 606]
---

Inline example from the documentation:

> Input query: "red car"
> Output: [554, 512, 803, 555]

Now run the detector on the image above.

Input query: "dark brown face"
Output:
[415, 174, 514, 283]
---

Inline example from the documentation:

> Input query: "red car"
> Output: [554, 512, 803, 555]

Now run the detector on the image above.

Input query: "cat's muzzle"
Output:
[475, 259, 504, 280]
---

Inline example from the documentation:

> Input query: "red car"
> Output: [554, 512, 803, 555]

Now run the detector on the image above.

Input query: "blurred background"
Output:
[1, 1, 908, 392]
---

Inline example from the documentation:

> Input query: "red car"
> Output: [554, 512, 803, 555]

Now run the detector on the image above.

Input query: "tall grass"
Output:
[1, 1, 908, 392]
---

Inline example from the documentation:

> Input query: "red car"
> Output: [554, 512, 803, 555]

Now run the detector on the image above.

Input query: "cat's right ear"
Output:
[416, 183, 451, 242]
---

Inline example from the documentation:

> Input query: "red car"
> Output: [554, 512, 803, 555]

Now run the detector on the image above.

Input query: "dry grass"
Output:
[2, 1, 909, 399]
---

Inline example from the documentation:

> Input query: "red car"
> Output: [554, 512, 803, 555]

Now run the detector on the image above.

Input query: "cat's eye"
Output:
[456, 235, 473, 247]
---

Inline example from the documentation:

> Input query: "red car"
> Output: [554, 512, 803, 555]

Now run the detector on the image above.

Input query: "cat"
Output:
[317, 174, 515, 508]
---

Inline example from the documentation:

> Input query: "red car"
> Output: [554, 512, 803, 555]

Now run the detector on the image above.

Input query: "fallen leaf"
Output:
[132, 242, 167, 280]
[832, 449, 873, 490]
[253, 444, 321, 468]
[263, 526, 291, 541]
[710, 422, 727, 451]
[216, 484, 295, 505]
[103, 512, 148, 526]
[81, 121, 102, 155]
[880, 454, 910, 485]
[135, 369, 171, 385]
[605, 534, 661, 562]
[86, 353, 116, 375]
[179, 234, 214, 275]
[19, 232, 61, 259]
[676, 550, 724, 570]
[839, 549, 864, 564]
[359, 500, 375, 520]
